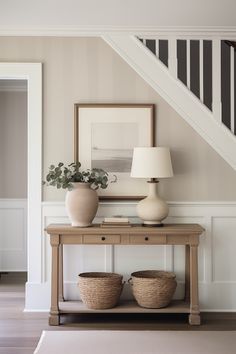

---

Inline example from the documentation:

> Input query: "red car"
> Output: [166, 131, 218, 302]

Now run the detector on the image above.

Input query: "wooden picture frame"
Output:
[74, 103, 155, 200]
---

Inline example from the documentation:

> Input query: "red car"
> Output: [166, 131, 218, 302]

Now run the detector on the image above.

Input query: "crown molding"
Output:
[0, 26, 236, 38]
[0, 79, 27, 92]
[0, 85, 27, 92]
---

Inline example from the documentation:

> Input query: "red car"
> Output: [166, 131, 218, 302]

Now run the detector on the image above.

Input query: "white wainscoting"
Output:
[0, 199, 27, 271]
[26, 201, 236, 311]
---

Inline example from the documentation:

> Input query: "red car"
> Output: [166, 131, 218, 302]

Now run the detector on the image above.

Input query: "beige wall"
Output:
[0, 36, 235, 201]
[0, 90, 27, 198]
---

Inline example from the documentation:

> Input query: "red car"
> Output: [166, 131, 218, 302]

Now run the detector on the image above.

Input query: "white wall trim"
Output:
[0, 87, 27, 92]
[0, 26, 236, 38]
[0, 198, 27, 205]
[41, 200, 236, 208]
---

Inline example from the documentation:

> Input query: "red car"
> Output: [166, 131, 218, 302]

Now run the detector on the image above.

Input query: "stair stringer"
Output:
[103, 34, 236, 171]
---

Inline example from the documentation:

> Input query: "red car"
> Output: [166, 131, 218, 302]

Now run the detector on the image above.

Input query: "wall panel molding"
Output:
[0, 198, 27, 271]
[25, 200, 236, 310]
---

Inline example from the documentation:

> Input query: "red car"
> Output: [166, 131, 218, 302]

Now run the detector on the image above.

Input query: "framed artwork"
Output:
[74, 103, 155, 200]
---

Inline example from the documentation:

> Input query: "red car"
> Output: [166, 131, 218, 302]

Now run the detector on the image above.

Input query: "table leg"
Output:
[59, 244, 64, 302]
[189, 244, 201, 325]
[49, 234, 60, 326]
[185, 245, 190, 302]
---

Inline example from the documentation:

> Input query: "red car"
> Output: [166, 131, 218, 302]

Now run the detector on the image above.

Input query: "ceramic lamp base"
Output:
[142, 222, 164, 227]
[136, 181, 169, 226]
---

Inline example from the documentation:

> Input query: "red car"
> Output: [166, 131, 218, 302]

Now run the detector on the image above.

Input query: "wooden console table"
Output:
[46, 223, 204, 326]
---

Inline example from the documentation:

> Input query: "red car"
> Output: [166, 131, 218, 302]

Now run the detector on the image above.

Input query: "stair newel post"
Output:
[212, 38, 222, 122]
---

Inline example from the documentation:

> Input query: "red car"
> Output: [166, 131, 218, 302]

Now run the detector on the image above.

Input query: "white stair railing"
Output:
[103, 34, 236, 170]
[139, 37, 236, 135]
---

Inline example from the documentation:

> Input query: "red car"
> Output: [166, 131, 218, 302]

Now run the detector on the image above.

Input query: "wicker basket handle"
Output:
[128, 278, 133, 286]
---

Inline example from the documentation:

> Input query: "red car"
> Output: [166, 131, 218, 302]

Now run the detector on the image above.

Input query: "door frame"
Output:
[0, 63, 42, 288]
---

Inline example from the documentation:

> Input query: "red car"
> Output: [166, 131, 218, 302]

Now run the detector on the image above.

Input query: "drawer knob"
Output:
[145, 237, 149, 241]
[101, 237, 106, 241]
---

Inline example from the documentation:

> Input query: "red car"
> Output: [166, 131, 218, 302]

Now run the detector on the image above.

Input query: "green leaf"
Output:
[43, 161, 117, 191]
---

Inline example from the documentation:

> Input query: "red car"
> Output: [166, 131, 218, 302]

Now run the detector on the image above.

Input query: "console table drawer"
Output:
[83, 234, 121, 244]
[130, 234, 166, 244]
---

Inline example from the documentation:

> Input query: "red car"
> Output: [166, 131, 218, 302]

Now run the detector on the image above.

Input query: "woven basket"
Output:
[78, 272, 123, 310]
[129, 270, 177, 309]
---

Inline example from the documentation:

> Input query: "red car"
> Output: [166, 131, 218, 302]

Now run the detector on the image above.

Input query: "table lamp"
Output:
[131, 147, 173, 226]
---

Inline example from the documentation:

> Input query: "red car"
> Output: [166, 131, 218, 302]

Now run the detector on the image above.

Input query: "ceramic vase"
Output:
[65, 182, 98, 227]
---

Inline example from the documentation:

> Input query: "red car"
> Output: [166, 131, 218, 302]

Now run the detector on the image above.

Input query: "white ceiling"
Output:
[0, 0, 236, 31]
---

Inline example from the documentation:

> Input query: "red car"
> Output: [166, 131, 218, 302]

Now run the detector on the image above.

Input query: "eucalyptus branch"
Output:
[43, 162, 116, 190]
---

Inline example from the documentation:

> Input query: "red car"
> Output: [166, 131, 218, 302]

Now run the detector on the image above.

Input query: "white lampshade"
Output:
[131, 147, 173, 178]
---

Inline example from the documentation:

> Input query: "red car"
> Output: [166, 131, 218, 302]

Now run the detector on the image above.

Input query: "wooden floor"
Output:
[0, 273, 236, 354]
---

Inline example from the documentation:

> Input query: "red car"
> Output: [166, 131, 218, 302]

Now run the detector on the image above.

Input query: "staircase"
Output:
[103, 34, 236, 170]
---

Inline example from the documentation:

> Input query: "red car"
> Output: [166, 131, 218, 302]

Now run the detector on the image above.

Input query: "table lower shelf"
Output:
[59, 300, 190, 314]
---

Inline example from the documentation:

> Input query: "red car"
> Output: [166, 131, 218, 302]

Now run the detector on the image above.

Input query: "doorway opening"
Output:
[0, 79, 27, 283]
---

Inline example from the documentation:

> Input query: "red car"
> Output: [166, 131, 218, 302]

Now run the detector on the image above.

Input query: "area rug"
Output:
[34, 330, 236, 354]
